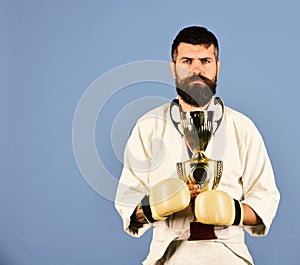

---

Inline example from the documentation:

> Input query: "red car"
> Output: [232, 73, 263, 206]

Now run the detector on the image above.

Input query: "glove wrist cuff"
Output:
[141, 195, 156, 223]
[233, 199, 243, 226]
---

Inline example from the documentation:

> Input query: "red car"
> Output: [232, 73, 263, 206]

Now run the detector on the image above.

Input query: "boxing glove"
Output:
[141, 178, 190, 222]
[194, 190, 243, 226]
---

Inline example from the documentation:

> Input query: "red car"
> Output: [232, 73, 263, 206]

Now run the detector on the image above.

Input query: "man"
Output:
[115, 26, 280, 264]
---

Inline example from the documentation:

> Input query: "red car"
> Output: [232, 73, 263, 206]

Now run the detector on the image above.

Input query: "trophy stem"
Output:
[191, 151, 206, 161]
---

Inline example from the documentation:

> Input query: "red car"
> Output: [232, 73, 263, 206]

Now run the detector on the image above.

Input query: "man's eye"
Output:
[182, 59, 191, 64]
[201, 59, 211, 64]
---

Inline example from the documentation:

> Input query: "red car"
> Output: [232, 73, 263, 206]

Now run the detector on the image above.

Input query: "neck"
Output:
[178, 96, 212, 112]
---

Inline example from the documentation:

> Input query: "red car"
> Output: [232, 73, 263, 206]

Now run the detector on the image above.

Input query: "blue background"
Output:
[1, 0, 299, 264]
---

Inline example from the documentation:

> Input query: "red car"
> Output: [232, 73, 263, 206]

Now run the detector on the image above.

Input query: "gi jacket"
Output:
[115, 100, 280, 265]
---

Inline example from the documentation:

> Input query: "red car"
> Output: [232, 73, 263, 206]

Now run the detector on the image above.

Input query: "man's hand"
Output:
[135, 204, 147, 223]
[128, 205, 148, 235]
[194, 190, 243, 226]
[142, 178, 190, 222]
[187, 183, 201, 199]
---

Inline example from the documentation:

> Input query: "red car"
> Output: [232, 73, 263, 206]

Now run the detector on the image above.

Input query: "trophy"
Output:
[176, 110, 223, 191]
[176, 108, 224, 240]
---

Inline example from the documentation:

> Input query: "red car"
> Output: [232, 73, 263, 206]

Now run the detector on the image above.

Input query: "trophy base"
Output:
[188, 222, 217, 241]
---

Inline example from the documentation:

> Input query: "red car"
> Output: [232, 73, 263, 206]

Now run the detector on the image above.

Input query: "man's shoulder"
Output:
[224, 106, 261, 137]
[132, 102, 176, 137]
[224, 106, 254, 125]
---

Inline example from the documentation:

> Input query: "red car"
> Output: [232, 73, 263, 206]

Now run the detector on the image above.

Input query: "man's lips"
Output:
[189, 79, 206, 86]
[186, 75, 208, 83]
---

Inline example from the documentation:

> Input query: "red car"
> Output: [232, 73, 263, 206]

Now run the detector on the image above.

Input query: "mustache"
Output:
[184, 74, 215, 85]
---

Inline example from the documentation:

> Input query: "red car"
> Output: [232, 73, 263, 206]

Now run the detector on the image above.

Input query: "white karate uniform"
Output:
[115, 99, 280, 265]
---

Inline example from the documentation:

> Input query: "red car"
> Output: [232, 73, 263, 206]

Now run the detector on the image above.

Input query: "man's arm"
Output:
[188, 184, 262, 226]
[128, 178, 190, 234]
[128, 205, 148, 235]
[242, 203, 262, 225]
[131, 186, 262, 230]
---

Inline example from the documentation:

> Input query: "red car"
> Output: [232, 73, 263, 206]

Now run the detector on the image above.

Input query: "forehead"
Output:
[176, 43, 216, 59]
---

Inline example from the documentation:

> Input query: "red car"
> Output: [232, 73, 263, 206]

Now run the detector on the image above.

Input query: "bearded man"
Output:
[115, 26, 280, 265]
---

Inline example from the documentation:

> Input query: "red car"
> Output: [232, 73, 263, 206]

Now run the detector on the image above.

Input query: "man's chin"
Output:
[183, 98, 212, 108]
[176, 88, 214, 108]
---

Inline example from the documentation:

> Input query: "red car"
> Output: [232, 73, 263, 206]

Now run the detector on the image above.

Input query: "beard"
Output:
[176, 74, 217, 107]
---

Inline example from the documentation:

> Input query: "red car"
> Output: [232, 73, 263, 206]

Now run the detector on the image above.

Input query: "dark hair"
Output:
[171, 26, 219, 62]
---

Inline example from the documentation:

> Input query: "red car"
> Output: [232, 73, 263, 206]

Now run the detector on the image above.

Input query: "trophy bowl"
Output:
[176, 110, 222, 191]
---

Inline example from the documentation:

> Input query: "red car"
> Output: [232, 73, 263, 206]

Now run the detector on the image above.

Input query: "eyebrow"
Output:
[179, 56, 213, 61]
[180, 56, 191, 60]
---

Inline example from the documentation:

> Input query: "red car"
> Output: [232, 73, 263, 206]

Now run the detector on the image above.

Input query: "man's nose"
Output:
[191, 60, 203, 75]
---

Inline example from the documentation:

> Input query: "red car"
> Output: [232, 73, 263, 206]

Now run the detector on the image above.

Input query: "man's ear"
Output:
[169, 61, 176, 79]
[216, 60, 221, 78]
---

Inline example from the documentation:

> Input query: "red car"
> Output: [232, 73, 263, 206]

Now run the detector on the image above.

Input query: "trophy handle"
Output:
[169, 99, 184, 137]
[212, 161, 223, 190]
[170, 97, 224, 137]
[212, 97, 224, 136]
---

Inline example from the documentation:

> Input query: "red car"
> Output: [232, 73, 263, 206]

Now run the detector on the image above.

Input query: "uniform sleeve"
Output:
[240, 120, 280, 236]
[114, 120, 153, 237]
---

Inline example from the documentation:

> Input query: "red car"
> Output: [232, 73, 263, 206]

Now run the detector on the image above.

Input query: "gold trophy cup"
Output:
[176, 108, 224, 240]
[176, 110, 222, 191]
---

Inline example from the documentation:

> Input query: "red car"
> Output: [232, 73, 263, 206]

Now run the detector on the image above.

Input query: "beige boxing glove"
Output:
[194, 190, 243, 226]
[141, 178, 190, 222]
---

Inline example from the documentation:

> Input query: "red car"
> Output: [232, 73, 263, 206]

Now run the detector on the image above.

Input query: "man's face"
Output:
[171, 43, 220, 107]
